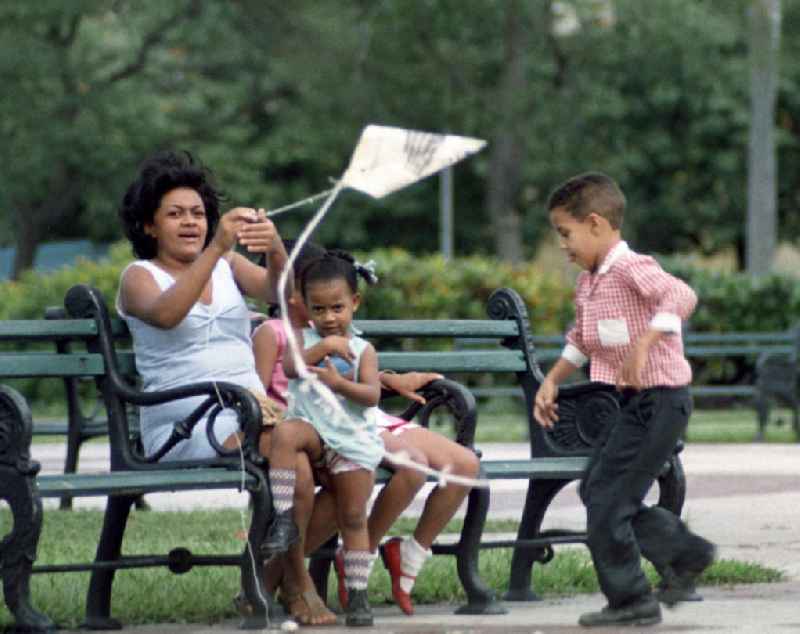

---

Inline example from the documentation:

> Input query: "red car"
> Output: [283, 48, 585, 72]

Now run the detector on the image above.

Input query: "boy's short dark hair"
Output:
[119, 150, 222, 259]
[546, 172, 625, 230]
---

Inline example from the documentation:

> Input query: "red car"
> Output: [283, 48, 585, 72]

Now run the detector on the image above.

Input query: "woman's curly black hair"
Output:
[119, 150, 222, 259]
[299, 248, 377, 299]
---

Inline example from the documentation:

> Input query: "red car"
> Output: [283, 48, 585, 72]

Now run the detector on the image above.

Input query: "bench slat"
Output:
[0, 320, 99, 340]
[356, 320, 520, 338]
[377, 350, 528, 373]
[0, 352, 137, 377]
[37, 469, 256, 497]
[481, 457, 589, 479]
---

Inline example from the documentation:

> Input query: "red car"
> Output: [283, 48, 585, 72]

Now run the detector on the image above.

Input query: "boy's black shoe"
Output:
[657, 541, 717, 608]
[345, 588, 373, 627]
[260, 510, 299, 556]
[578, 596, 661, 627]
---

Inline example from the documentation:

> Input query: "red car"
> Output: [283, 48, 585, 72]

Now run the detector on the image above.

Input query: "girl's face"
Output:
[145, 187, 208, 263]
[304, 278, 360, 337]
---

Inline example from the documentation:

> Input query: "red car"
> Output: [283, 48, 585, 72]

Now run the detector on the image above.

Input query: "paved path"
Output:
[31, 441, 800, 632]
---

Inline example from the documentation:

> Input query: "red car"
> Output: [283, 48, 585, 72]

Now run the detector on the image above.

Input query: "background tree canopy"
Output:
[0, 0, 796, 278]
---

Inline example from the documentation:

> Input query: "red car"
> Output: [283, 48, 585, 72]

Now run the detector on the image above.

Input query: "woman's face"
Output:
[145, 187, 208, 263]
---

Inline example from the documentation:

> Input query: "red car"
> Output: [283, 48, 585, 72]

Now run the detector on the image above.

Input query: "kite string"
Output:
[266, 188, 335, 218]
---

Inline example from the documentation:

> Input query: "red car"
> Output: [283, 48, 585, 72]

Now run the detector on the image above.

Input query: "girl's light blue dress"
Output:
[286, 326, 384, 471]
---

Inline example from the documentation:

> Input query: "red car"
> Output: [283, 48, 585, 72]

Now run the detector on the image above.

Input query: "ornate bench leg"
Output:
[453, 472, 507, 615]
[0, 385, 55, 633]
[83, 495, 136, 630]
[505, 479, 569, 602]
[239, 474, 273, 630]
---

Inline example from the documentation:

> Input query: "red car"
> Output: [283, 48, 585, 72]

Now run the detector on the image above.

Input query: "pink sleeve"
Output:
[623, 256, 698, 324]
[265, 319, 289, 408]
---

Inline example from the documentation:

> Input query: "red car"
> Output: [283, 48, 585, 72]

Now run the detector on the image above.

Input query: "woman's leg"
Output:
[367, 432, 428, 551]
[279, 454, 336, 625]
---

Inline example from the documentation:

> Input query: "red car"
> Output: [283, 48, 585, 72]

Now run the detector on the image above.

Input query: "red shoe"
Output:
[380, 537, 415, 615]
[334, 548, 348, 609]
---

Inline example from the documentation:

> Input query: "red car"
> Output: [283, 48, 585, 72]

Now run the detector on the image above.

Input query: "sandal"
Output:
[282, 589, 337, 626]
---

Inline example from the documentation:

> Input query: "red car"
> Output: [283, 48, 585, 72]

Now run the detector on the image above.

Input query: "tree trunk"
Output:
[486, 0, 530, 264]
[746, 0, 781, 275]
[11, 211, 41, 280]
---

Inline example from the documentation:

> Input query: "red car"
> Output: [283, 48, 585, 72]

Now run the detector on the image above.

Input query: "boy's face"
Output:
[549, 207, 604, 272]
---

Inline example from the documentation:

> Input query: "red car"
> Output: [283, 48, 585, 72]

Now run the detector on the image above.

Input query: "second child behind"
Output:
[266, 249, 384, 627]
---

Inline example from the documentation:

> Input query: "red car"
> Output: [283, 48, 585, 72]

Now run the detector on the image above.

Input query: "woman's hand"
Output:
[380, 371, 443, 405]
[238, 209, 279, 254]
[211, 207, 278, 254]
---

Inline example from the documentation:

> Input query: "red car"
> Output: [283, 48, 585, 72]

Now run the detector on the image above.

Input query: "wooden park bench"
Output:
[0, 285, 687, 631]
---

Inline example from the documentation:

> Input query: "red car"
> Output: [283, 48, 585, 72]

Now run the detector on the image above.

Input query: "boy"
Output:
[534, 172, 716, 627]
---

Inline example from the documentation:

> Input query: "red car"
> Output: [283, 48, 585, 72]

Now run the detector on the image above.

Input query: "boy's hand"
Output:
[534, 378, 559, 428]
[323, 336, 355, 362]
[380, 371, 444, 405]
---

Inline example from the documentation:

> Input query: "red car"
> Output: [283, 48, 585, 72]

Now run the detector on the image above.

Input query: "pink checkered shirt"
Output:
[562, 241, 697, 387]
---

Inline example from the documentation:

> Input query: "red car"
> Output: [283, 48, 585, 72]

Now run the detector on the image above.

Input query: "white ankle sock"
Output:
[398, 537, 431, 593]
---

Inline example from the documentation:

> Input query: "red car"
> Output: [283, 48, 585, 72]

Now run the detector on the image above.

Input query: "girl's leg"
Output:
[367, 432, 427, 552]
[380, 428, 480, 614]
[332, 468, 375, 627]
[401, 428, 479, 547]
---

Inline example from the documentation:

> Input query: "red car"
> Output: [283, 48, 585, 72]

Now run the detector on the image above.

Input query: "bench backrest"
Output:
[1, 284, 622, 463]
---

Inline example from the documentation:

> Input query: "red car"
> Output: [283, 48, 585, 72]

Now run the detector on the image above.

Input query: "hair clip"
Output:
[355, 259, 379, 284]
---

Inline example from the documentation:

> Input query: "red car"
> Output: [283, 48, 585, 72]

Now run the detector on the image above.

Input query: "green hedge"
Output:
[3, 243, 800, 333]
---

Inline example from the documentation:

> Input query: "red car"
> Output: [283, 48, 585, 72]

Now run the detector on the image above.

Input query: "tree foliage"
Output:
[0, 0, 796, 277]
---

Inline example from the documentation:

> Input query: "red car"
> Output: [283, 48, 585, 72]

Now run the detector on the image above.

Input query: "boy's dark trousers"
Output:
[579, 386, 702, 608]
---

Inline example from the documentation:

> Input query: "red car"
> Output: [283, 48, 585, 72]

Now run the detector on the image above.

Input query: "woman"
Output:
[116, 151, 332, 624]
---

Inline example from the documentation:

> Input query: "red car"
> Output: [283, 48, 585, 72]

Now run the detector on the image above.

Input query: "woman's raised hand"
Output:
[212, 207, 279, 253]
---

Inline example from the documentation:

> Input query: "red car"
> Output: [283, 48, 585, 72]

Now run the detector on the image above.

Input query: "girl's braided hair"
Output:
[299, 248, 377, 299]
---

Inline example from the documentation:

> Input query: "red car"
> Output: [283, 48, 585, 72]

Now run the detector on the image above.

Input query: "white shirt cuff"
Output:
[650, 312, 682, 334]
[562, 343, 588, 367]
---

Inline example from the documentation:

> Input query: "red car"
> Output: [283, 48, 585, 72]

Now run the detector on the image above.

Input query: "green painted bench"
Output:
[0, 313, 138, 510]
[1, 284, 687, 631]
[0, 286, 484, 631]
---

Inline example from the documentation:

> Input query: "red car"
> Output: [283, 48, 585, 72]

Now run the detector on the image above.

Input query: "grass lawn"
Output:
[0, 508, 784, 629]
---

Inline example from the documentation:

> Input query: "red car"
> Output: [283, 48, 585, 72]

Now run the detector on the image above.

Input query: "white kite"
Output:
[268, 125, 486, 215]
[275, 125, 488, 489]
